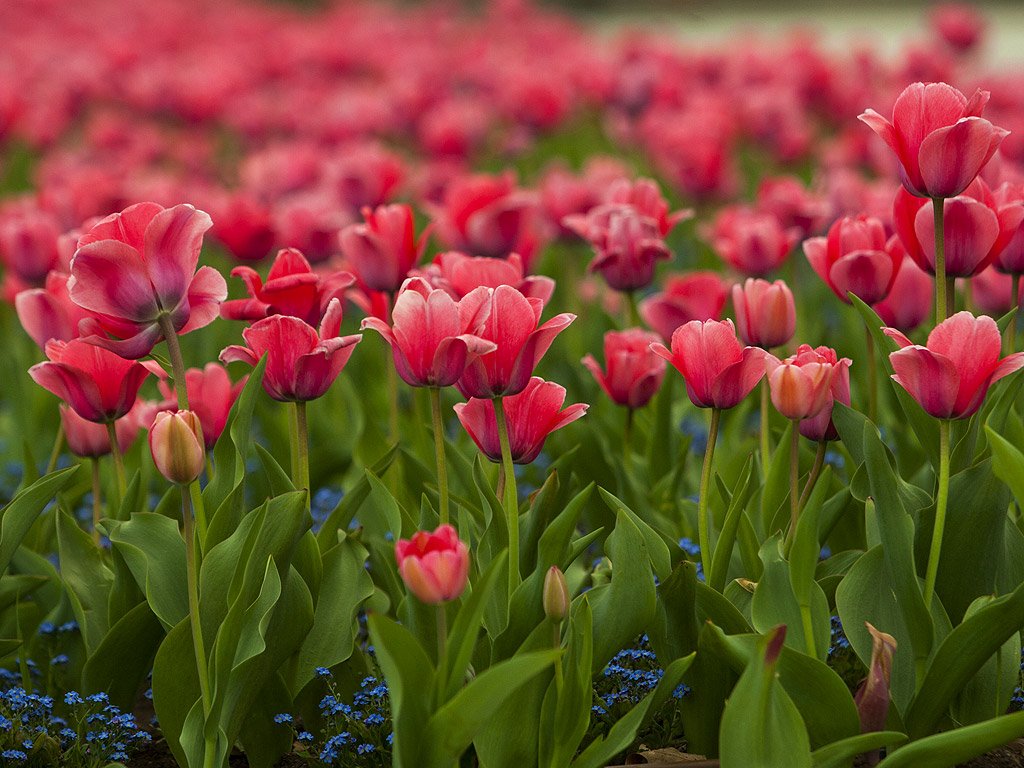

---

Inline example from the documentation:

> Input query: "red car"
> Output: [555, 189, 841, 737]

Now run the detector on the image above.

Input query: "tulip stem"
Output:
[623, 407, 634, 462]
[553, 620, 564, 694]
[294, 402, 310, 499]
[760, 380, 771, 478]
[494, 396, 520, 595]
[933, 198, 948, 325]
[182, 488, 214, 765]
[625, 291, 640, 328]
[865, 327, 878, 424]
[798, 441, 828, 513]
[1009, 279, 1020, 354]
[91, 459, 102, 545]
[697, 408, 721, 580]
[46, 424, 64, 476]
[430, 388, 450, 525]
[436, 604, 448, 707]
[106, 421, 126, 509]
[157, 314, 190, 411]
[923, 419, 951, 610]
[784, 419, 800, 558]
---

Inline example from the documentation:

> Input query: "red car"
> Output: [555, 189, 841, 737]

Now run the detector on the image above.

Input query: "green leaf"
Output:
[708, 454, 756, 592]
[597, 488, 672, 582]
[762, 422, 794, 537]
[366, 469, 417, 540]
[56, 508, 112, 654]
[107, 513, 188, 630]
[315, 445, 399, 548]
[0, 466, 78, 573]
[82, 601, 164, 711]
[254, 442, 295, 496]
[880, 711, 1024, 768]
[790, 467, 831, 654]
[444, 551, 506, 701]
[811, 731, 908, 768]
[152, 618, 199, 768]
[952, 596, 1021, 727]
[987, 425, 1024, 515]
[719, 626, 812, 768]
[540, 599, 593, 768]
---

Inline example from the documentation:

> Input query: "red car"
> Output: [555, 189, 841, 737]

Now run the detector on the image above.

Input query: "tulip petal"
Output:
[69, 241, 159, 322]
[889, 346, 960, 419]
[145, 204, 214, 311]
[919, 118, 1000, 199]
[178, 266, 228, 335]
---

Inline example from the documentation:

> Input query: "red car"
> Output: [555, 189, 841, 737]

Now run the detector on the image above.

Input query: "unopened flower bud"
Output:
[149, 410, 205, 485]
[543, 566, 569, 621]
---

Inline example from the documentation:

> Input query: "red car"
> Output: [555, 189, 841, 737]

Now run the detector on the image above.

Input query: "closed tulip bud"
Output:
[765, 354, 835, 421]
[732, 278, 796, 348]
[543, 566, 569, 621]
[149, 410, 205, 486]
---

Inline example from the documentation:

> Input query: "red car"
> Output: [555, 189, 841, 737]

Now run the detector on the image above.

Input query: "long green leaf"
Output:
[881, 711, 1024, 768]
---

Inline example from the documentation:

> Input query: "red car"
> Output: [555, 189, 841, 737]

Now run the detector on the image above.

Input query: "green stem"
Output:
[182, 488, 214, 761]
[866, 326, 878, 424]
[46, 423, 64, 475]
[494, 397, 520, 595]
[697, 408, 721, 580]
[623, 407, 633, 462]
[436, 604, 448, 707]
[923, 419, 951, 610]
[106, 421, 126, 508]
[934, 198, 948, 325]
[552, 620, 564, 694]
[288, 400, 299, 485]
[800, 603, 817, 659]
[784, 419, 800, 558]
[946, 276, 956, 318]
[429, 388, 450, 525]
[387, 292, 400, 444]
[625, 291, 640, 328]
[157, 314, 190, 411]
[798, 441, 828, 513]
[760, 379, 771, 479]
[1008, 278, 1020, 354]
[91, 459, 102, 545]
[295, 401, 310, 500]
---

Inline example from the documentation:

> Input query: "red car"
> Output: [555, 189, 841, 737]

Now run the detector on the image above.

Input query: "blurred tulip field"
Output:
[7, 0, 1024, 766]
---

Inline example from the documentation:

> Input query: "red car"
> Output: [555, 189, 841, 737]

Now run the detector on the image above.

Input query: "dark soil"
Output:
[124, 740, 307, 767]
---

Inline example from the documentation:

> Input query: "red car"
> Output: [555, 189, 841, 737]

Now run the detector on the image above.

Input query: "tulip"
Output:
[453, 377, 588, 465]
[394, 524, 470, 605]
[61, 404, 140, 459]
[796, 346, 852, 443]
[220, 247, 354, 327]
[703, 206, 800, 277]
[990, 183, 1024, 276]
[732, 278, 796, 348]
[207, 191, 275, 263]
[860, 82, 1007, 200]
[422, 251, 554, 304]
[149, 410, 205, 486]
[605, 177, 691, 238]
[338, 204, 430, 294]
[755, 176, 831, 238]
[854, 623, 897, 767]
[582, 328, 666, 411]
[972, 268, 1024, 320]
[456, 285, 575, 400]
[0, 204, 65, 297]
[14, 271, 91, 348]
[804, 216, 904, 306]
[764, 354, 835, 422]
[156, 363, 247, 450]
[875, 257, 934, 334]
[584, 208, 673, 293]
[68, 202, 227, 359]
[220, 298, 361, 403]
[543, 566, 570, 622]
[639, 271, 728, 341]
[332, 142, 405, 214]
[931, 2, 985, 53]
[361, 278, 496, 389]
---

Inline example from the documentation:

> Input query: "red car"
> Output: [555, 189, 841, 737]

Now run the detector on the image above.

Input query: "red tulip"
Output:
[793, 346, 852, 442]
[29, 339, 156, 423]
[804, 215, 904, 305]
[338, 204, 431, 294]
[893, 181, 1024, 278]
[454, 376, 588, 464]
[220, 247, 354, 327]
[990, 183, 1024, 275]
[422, 251, 555, 304]
[639, 271, 728, 341]
[332, 142, 405, 214]
[14, 271, 91, 348]
[0, 203, 64, 288]
[61, 403, 141, 459]
[765, 351, 835, 421]
[207, 191, 275, 263]
[731, 278, 796, 348]
[651, 319, 767, 410]
[703, 206, 800, 277]
[68, 202, 227, 359]
[885, 311, 1024, 419]
[860, 82, 1007, 199]
[755, 176, 831, 239]
[457, 285, 575, 399]
[582, 328, 666, 409]
[875, 254, 934, 333]
[149, 410, 205, 486]
[394, 524, 470, 604]
[156, 363, 246, 450]
[220, 298, 361, 402]
[583, 208, 672, 292]
[971, 269, 1023, 316]
[361, 278, 497, 388]
[604, 177, 691, 238]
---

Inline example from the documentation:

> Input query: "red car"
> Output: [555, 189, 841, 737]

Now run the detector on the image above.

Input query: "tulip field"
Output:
[7, 0, 1024, 765]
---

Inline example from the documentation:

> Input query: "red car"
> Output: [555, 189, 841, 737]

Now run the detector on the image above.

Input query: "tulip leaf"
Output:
[254, 442, 295, 496]
[762, 422, 794, 537]
[540, 599, 593, 768]
[986, 425, 1024, 517]
[56, 508, 112, 655]
[708, 454, 756, 592]
[571, 654, 694, 768]
[82, 601, 164, 711]
[790, 466, 831, 645]
[951, 596, 1021, 727]
[810, 731, 908, 768]
[152, 618, 199, 768]
[598, 488, 671, 582]
[719, 626, 812, 768]
[314, 444, 398, 548]
[365, 468, 417, 541]
[879, 711, 1024, 768]
[445, 550, 506, 701]
[0, 465, 78, 574]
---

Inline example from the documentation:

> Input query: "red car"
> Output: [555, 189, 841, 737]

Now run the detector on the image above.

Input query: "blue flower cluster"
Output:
[826, 616, 867, 694]
[0, 685, 149, 766]
[276, 667, 392, 766]
[1008, 648, 1024, 713]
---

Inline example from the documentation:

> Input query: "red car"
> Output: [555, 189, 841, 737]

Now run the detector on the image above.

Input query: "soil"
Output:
[124, 740, 307, 768]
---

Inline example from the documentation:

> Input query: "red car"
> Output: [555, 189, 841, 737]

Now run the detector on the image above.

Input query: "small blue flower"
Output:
[315, 666, 332, 679]
[273, 713, 293, 724]
[298, 731, 313, 742]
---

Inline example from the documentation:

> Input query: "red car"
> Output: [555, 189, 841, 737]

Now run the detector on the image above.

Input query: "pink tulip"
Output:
[930, 3, 986, 54]
[220, 298, 361, 402]
[338, 204, 431, 294]
[61, 404, 141, 459]
[207, 191, 275, 263]
[454, 377, 588, 464]
[421, 251, 554, 304]
[220, 247, 354, 326]
[804, 215, 904, 305]
[860, 82, 1007, 199]
[604, 177, 691, 238]
[149, 410, 205, 486]
[582, 328, 666, 409]
[14, 271, 91, 348]
[971, 269, 1024, 316]
[639, 271, 729, 341]
[457, 285, 575, 399]
[793, 346, 853, 442]
[156, 363, 246, 450]
[651, 319, 767, 410]
[875, 254, 934, 333]
[755, 176, 831, 239]
[584, 208, 672, 292]
[361, 278, 497, 388]
[732, 278, 796, 348]
[68, 202, 227, 359]
[990, 183, 1024, 275]
[765, 352, 835, 421]
[331, 142, 405, 214]
[703, 206, 800, 277]
[885, 311, 1024, 419]
[394, 524, 470, 604]
[893, 181, 1024, 278]
[29, 339, 155, 423]
[0, 203, 64, 288]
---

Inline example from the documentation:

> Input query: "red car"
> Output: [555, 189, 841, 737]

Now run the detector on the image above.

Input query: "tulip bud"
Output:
[394, 524, 470, 605]
[149, 410, 205, 485]
[543, 566, 569, 621]
[855, 623, 897, 766]
[765, 355, 834, 421]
